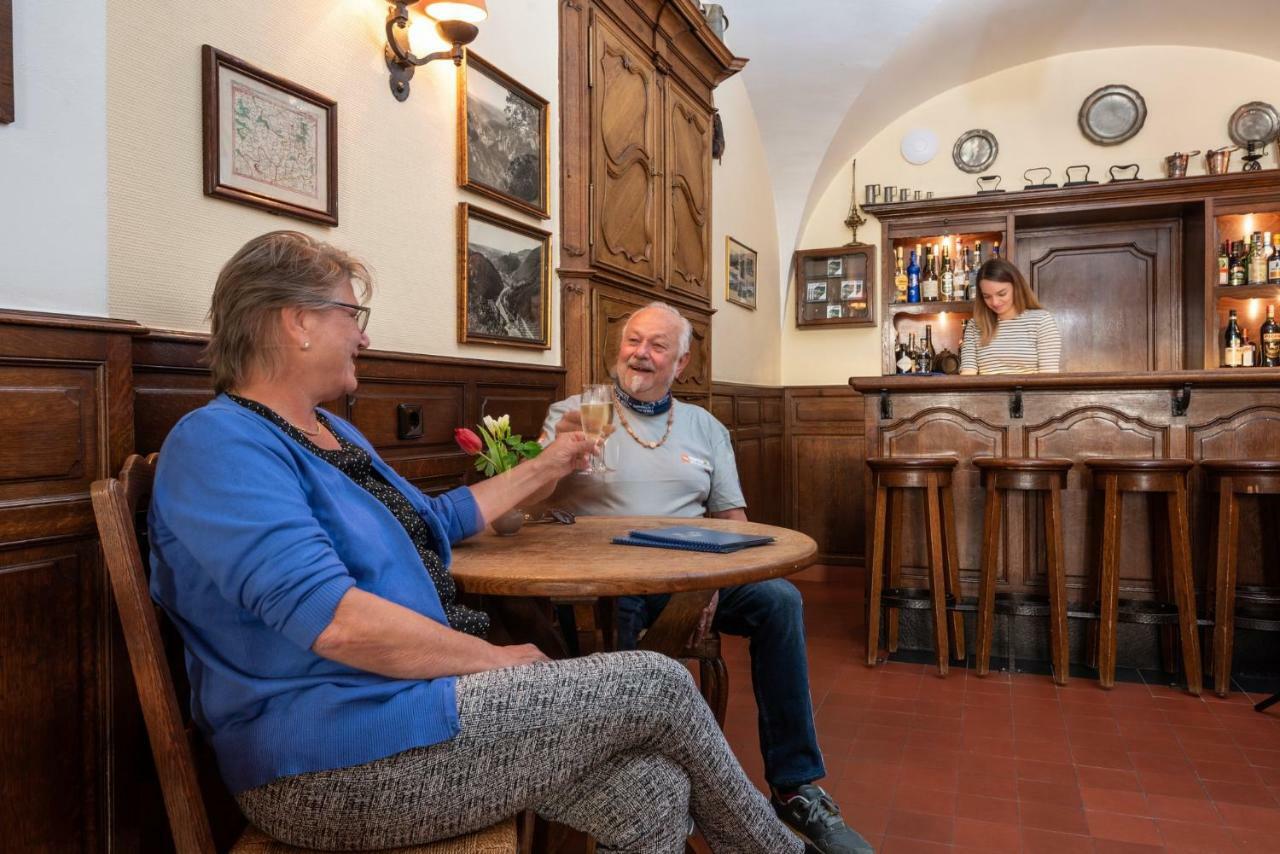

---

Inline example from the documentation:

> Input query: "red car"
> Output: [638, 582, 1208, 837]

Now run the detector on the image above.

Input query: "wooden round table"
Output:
[450, 516, 818, 655]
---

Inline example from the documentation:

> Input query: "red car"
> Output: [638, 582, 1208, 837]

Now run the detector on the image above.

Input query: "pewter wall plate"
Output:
[1229, 101, 1280, 146]
[1078, 84, 1147, 146]
[952, 129, 998, 174]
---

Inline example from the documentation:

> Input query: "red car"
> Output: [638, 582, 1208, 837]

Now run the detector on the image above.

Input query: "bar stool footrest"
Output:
[1082, 599, 1182, 625]
[882, 587, 958, 610]
[991, 592, 1052, 617]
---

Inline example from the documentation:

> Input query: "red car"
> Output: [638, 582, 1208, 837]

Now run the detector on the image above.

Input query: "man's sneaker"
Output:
[773, 784, 875, 854]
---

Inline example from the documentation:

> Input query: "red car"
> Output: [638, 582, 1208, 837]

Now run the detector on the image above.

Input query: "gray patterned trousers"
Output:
[236, 651, 803, 853]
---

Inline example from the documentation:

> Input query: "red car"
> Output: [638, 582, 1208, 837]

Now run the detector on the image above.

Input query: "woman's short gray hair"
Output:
[205, 231, 372, 393]
[636, 301, 693, 358]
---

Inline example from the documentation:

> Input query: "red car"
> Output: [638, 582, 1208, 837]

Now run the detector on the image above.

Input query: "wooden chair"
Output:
[91, 454, 516, 854]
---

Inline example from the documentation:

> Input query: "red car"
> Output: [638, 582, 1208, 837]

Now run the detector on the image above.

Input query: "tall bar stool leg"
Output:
[975, 481, 1002, 676]
[924, 473, 951, 676]
[866, 481, 889, 667]
[941, 483, 967, 663]
[1167, 483, 1203, 696]
[1098, 476, 1123, 689]
[1044, 483, 1070, 686]
[1214, 484, 1240, 697]
[887, 489, 904, 653]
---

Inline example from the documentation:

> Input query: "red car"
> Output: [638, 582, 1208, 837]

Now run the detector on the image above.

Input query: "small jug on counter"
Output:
[1164, 150, 1199, 178]
[1206, 146, 1239, 175]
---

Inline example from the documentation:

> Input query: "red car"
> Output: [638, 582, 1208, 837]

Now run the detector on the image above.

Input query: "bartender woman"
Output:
[960, 258, 1061, 374]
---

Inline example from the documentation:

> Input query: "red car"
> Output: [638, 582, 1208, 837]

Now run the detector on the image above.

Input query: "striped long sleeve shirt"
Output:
[959, 309, 1061, 374]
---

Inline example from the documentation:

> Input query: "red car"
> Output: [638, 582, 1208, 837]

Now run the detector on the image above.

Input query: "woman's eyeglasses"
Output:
[320, 300, 371, 332]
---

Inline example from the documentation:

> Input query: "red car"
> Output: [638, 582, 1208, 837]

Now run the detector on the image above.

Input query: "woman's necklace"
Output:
[612, 388, 675, 449]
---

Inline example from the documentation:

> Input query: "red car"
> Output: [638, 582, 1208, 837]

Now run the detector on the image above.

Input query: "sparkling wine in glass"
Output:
[577, 384, 614, 474]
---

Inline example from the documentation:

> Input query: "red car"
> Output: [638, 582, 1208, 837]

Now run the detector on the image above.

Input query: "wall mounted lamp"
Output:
[385, 0, 487, 102]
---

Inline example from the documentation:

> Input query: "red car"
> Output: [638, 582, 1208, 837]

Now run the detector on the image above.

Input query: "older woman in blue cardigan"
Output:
[148, 231, 807, 854]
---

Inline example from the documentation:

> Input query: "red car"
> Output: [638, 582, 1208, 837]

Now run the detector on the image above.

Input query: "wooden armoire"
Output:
[557, 0, 745, 405]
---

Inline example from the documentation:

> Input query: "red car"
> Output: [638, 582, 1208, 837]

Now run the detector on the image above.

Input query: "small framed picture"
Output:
[459, 52, 550, 220]
[726, 237, 758, 309]
[202, 46, 338, 225]
[826, 305, 844, 318]
[457, 203, 552, 349]
[840, 279, 865, 300]
[826, 258, 844, 277]
[806, 281, 828, 302]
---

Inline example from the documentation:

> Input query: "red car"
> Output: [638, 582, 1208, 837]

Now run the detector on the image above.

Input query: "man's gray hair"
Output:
[630, 301, 693, 358]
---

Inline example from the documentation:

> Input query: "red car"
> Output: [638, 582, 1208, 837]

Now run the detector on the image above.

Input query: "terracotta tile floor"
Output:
[717, 572, 1280, 853]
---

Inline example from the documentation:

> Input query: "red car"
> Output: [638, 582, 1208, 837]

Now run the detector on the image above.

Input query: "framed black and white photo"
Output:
[459, 52, 550, 220]
[840, 279, 865, 300]
[726, 237, 758, 309]
[806, 281, 828, 302]
[826, 305, 844, 318]
[826, 258, 844, 277]
[457, 203, 551, 349]
[202, 46, 338, 226]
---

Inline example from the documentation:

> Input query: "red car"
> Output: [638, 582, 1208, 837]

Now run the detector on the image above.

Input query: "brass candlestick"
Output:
[844, 159, 867, 245]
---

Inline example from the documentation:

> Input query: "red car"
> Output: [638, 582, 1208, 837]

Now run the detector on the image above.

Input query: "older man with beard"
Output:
[536, 302, 873, 854]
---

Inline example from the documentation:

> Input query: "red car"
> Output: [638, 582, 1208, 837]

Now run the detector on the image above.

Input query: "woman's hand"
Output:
[534, 430, 596, 481]
[488, 642, 551, 670]
[467, 431, 594, 526]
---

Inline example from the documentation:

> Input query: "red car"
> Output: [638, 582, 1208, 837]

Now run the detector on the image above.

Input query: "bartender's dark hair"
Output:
[972, 258, 1042, 346]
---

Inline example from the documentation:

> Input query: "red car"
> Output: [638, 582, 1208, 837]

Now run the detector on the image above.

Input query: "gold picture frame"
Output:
[457, 203, 552, 349]
[726, 237, 758, 310]
[457, 52, 550, 220]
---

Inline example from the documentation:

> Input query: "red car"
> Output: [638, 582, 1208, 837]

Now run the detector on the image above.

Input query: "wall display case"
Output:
[793, 244, 876, 328]
[865, 170, 1280, 375]
[1210, 204, 1280, 367]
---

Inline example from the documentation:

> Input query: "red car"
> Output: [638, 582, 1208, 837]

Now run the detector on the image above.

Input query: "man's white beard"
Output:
[618, 361, 674, 397]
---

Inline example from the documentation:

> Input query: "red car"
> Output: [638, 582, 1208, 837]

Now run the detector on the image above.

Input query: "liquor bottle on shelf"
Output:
[921, 247, 940, 301]
[1217, 241, 1230, 285]
[1262, 305, 1280, 367]
[940, 251, 954, 300]
[916, 324, 937, 373]
[894, 334, 912, 374]
[1223, 309, 1245, 367]
[906, 333, 919, 373]
[1229, 241, 1247, 286]
[1241, 330, 1256, 367]
[906, 249, 921, 303]
[993, 241, 1002, 259]
[894, 247, 908, 302]
[968, 242, 982, 300]
[1269, 235, 1280, 284]
[1248, 232, 1267, 285]
[955, 243, 968, 299]
[1265, 231, 1274, 259]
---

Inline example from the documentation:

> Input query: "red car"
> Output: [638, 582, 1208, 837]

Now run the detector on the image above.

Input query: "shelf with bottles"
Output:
[886, 230, 1005, 307]
[1213, 210, 1280, 289]
[793, 244, 877, 328]
[1219, 299, 1280, 368]
[890, 313, 968, 375]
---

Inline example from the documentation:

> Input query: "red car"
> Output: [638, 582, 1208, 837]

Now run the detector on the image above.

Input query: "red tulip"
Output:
[454, 427, 483, 455]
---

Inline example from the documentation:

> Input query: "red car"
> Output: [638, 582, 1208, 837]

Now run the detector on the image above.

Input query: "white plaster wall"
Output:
[783, 46, 1280, 386]
[107, 0, 559, 364]
[710, 75, 781, 386]
[0, 0, 108, 315]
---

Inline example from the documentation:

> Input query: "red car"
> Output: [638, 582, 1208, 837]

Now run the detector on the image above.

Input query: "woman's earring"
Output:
[302, 341, 311, 350]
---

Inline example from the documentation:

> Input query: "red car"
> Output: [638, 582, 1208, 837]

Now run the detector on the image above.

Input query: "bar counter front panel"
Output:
[851, 370, 1280, 669]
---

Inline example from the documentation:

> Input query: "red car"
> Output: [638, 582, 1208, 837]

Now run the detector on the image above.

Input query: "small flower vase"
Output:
[492, 508, 525, 536]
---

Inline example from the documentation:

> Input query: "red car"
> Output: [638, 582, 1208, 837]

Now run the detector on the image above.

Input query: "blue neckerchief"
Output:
[613, 382, 672, 416]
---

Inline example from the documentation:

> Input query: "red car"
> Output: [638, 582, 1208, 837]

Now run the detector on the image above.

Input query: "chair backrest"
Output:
[91, 454, 219, 854]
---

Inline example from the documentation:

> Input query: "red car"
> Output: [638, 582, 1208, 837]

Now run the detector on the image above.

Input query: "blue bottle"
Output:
[906, 250, 921, 304]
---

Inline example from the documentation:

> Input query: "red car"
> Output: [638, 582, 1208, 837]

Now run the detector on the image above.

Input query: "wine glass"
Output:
[576, 384, 614, 475]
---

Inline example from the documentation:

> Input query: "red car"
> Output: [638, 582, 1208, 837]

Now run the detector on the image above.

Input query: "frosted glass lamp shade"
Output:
[900, 128, 939, 165]
[424, 0, 488, 23]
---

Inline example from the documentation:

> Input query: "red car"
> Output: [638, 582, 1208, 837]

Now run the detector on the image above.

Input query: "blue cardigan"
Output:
[148, 395, 484, 793]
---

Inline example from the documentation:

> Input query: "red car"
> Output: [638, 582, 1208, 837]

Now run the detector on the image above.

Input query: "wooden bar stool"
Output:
[866, 456, 965, 676]
[973, 458, 1073, 685]
[1084, 459, 1202, 695]
[1201, 459, 1280, 697]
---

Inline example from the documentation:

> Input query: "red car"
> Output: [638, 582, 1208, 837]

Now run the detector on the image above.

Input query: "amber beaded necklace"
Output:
[612, 387, 675, 449]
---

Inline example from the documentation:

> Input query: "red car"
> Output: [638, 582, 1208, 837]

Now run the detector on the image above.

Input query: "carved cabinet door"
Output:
[590, 14, 662, 284]
[664, 81, 712, 300]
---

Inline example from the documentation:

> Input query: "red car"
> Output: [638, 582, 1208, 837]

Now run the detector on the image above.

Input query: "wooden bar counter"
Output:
[850, 369, 1280, 668]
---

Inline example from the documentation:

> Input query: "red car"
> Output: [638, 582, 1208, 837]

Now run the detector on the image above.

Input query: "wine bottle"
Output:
[969, 242, 982, 301]
[917, 324, 937, 373]
[1261, 305, 1280, 367]
[1269, 235, 1280, 284]
[1217, 241, 1230, 286]
[894, 247, 908, 302]
[921, 247, 939, 301]
[906, 333, 919, 373]
[940, 251, 954, 300]
[1223, 309, 1245, 367]
[906, 250, 921, 303]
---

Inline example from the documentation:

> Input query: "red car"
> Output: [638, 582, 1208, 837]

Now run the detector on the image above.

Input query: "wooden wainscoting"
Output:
[1, 312, 565, 852]
[711, 382, 784, 527]
[784, 386, 865, 570]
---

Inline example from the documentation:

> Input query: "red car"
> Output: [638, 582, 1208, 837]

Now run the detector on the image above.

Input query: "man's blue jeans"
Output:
[615, 578, 826, 790]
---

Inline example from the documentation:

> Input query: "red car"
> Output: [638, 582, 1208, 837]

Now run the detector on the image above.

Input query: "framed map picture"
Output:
[726, 237, 758, 309]
[457, 203, 552, 349]
[458, 52, 549, 220]
[202, 46, 338, 225]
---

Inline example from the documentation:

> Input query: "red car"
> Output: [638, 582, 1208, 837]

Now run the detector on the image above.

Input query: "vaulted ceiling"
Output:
[723, 0, 1280, 269]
